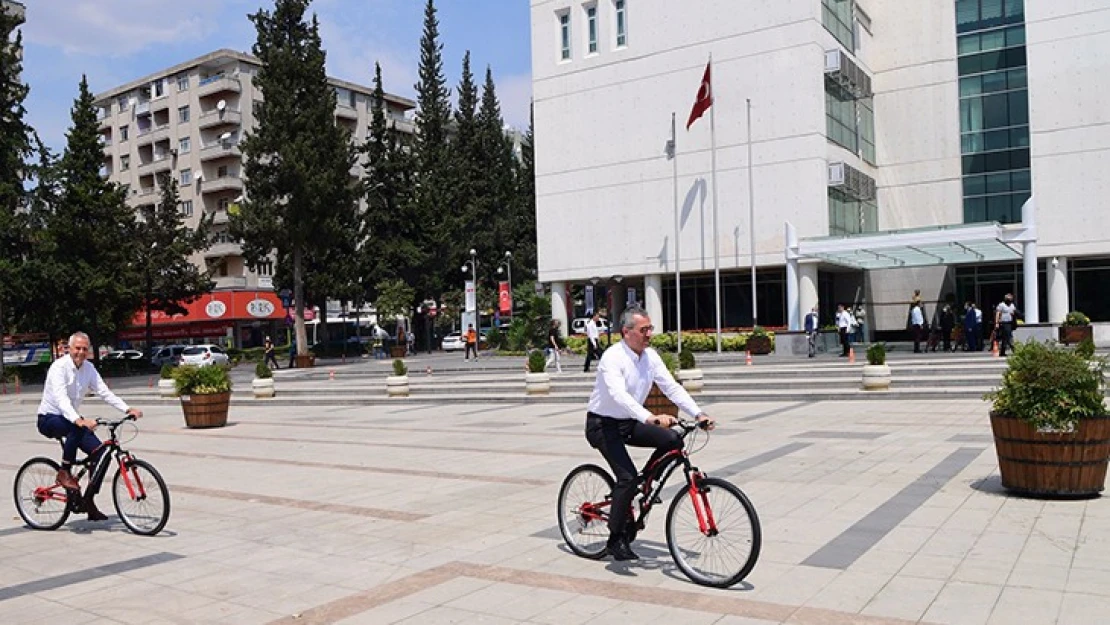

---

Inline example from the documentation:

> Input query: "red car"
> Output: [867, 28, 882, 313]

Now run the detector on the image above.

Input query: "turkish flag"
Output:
[498, 281, 512, 314]
[686, 61, 713, 130]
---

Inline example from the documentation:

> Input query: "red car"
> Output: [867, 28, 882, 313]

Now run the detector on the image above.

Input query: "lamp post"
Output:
[461, 248, 478, 330]
[497, 251, 513, 318]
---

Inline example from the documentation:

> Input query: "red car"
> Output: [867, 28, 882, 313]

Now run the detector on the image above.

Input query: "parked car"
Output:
[570, 317, 610, 335]
[179, 344, 230, 367]
[150, 344, 188, 367]
[103, 349, 144, 361]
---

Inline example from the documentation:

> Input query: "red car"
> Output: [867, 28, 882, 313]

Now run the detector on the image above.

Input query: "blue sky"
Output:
[21, 0, 533, 152]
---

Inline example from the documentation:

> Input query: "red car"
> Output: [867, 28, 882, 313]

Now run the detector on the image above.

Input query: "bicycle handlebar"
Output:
[650, 417, 711, 431]
[94, 415, 138, 428]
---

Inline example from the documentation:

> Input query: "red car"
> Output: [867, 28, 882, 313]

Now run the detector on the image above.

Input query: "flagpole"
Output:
[671, 112, 682, 354]
[747, 98, 757, 328]
[709, 56, 722, 353]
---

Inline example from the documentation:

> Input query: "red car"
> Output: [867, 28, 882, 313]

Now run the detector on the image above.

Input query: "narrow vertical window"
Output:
[615, 0, 627, 47]
[559, 12, 571, 60]
[586, 5, 597, 54]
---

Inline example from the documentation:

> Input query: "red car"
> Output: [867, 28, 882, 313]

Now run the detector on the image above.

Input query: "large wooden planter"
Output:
[990, 412, 1110, 496]
[644, 384, 679, 417]
[294, 354, 315, 369]
[180, 391, 231, 429]
[746, 335, 773, 355]
[1059, 325, 1093, 345]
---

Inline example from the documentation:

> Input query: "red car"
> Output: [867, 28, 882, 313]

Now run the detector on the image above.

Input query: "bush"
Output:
[255, 362, 273, 379]
[984, 340, 1105, 430]
[679, 348, 696, 370]
[172, 365, 233, 395]
[1064, 311, 1091, 327]
[506, 318, 533, 352]
[565, 335, 590, 355]
[722, 335, 747, 351]
[485, 326, 505, 351]
[650, 332, 677, 352]
[392, 358, 408, 376]
[527, 350, 547, 373]
[160, 364, 174, 379]
[1076, 337, 1096, 360]
[866, 343, 886, 366]
[659, 351, 679, 375]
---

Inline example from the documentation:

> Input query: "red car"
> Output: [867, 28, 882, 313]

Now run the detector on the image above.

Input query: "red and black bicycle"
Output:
[13, 416, 170, 536]
[557, 418, 761, 588]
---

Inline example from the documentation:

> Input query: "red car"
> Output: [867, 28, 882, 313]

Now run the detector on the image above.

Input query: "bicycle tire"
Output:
[665, 476, 761, 588]
[557, 464, 614, 559]
[13, 457, 71, 531]
[112, 458, 170, 536]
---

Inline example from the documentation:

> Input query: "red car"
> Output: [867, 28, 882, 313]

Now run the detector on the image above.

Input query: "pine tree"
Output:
[44, 76, 141, 350]
[233, 0, 359, 358]
[135, 172, 213, 351]
[514, 103, 538, 281]
[474, 65, 520, 272]
[0, 7, 32, 352]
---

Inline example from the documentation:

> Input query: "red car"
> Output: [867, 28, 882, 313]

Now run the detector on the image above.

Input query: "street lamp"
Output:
[461, 248, 478, 329]
[497, 251, 513, 318]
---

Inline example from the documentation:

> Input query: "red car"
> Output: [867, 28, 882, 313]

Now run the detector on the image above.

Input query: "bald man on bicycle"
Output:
[584, 306, 713, 561]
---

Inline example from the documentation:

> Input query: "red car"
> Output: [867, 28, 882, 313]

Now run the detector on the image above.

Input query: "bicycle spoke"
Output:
[666, 477, 761, 588]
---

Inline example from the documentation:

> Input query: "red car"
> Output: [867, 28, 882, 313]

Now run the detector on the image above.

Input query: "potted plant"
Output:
[861, 343, 891, 391]
[252, 362, 274, 398]
[525, 350, 550, 395]
[745, 326, 774, 355]
[985, 339, 1108, 496]
[157, 364, 177, 398]
[1060, 311, 1093, 345]
[173, 364, 232, 429]
[674, 348, 704, 393]
[386, 358, 410, 397]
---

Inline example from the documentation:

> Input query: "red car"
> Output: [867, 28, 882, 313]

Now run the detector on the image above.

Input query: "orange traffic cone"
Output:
[148, 376, 154, 388]
[848, 347, 855, 364]
[14, 376, 20, 394]
[329, 369, 336, 380]
[745, 350, 753, 366]
[992, 340, 999, 357]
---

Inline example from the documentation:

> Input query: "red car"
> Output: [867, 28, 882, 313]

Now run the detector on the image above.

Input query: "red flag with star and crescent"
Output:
[686, 61, 713, 130]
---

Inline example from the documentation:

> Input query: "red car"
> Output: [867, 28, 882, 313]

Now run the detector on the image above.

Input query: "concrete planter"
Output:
[675, 368, 704, 393]
[386, 375, 410, 397]
[525, 372, 551, 395]
[157, 378, 177, 398]
[861, 364, 891, 391]
[251, 377, 275, 398]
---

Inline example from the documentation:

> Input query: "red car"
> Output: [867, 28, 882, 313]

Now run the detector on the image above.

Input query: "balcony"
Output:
[197, 109, 242, 130]
[204, 241, 243, 259]
[136, 155, 173, 176]
[198, 75, 241, 97]
[213, 276, 247, 290]
[133, 100, 151, 116]
[199, 142, 241, 162]
[128, 187, 157, 206]
[150, 96, 170, 113]
[208, 209, 230, 225]
[335, 103, 358, 121]
[199, 176, 243, 195]
[136, 124, 170, 147]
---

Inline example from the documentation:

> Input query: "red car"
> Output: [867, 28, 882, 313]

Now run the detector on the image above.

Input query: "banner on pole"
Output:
[627, 288, 637, 306]
[465, 280, 476, 312]
[584, 285, 594, 315]
[498, 281, 511, 314]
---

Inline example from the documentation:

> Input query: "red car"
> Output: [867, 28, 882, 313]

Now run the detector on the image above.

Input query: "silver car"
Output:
[179, 344, 230, 367]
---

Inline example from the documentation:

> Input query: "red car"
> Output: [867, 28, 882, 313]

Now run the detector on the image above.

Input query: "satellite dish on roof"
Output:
[217, 99, 226, 111]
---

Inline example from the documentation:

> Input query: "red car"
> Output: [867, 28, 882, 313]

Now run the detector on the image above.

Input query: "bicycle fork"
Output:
[687, 470, 720, 537]
[116, 454, 148, 502]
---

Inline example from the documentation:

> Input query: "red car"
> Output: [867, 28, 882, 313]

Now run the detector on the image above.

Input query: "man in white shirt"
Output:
[584, 306, 714, 561]
[37, 332, 142, 521]
[994, 293, 1018, 356]
[836, 304, 852, 357]
[910, 302, 925, 353]
[582, 312, 602, 373]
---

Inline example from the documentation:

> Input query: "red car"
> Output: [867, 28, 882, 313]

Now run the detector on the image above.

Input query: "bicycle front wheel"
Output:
[666, 476, 761, 588]
[13, 457, 72, 531]
[557, 464, 614, 559]
[112, 459, 170, 536]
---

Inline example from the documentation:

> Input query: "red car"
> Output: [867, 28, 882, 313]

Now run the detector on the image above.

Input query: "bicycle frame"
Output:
[36, 421, 147, 507]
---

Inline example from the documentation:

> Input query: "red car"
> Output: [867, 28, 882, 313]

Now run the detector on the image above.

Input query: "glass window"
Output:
[822, 0, 855, 51]
[1005, 25, 1025, 47]
[178, 105, 190, 123]
[987, 194, 1011, 222]
[964, 197, 987, 222]
[981, 71, 1007, 94]
[1008, 91, 1028, 124]
[859, 97, 876, 165]
[120, 155, 130, 171]
[1010, 126, 1029, 147]
[985, 172, 1011, 193]
[177, 75, 189, 91]
[1007, 67, 1027, 89]
[152, 78, 165, 99]
[180, 168, 192, 186]
[559, 12, 571, 60]
[586, 5, 597, 54]
[118, 95, 129, 112]
[981, 93, 1009, 129]
[964, 175, 986, 196]
[179, 136, 190, 154]
[960, 76, 982, 97]
[981, 0, 1003, 25]
[179, 200, 193, 217]
[1011, 169, 1031, 191]
[119, 125, 129, 141]
[615, 0, 627, 47]
[958, 35, 980, 55]
[979, 29, 1005, 52]
[825, 85, 858, 153]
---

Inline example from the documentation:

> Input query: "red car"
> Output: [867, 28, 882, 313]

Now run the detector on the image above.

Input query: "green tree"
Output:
[0, 7, 32, 360]
[233, 0, 359, 358]
[42, 76, 141, 350]
[513, 104, 538, 282]
[374, 278, 416, 322]
[135, 172, 214, 351]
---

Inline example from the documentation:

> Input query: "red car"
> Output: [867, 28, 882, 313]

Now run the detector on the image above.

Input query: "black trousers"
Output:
[583, 339, 599, 372]
[998, 322, 1014, 355]
[584, 413, 682, 538]
[839, 328, 849, 355]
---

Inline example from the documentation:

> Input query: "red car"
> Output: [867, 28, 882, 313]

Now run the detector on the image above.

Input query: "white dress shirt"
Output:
[37, 355, 129, 423]
[837, 310, 852, 329]
[585, 319, 600, 342]
[587, 341, 703, 423]
[910, 306, 924, 326]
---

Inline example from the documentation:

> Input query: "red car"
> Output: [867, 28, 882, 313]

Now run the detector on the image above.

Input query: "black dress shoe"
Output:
[607, 537, 639, 561]
[84, 495, 109, 521]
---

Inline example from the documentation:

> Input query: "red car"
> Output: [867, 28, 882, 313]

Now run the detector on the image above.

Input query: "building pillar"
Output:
[1047, 256, 1069, 324]
[799, 263, 819, 323]
[644, 274, 663, 329]
[1021, 199, 1040, 324]
[609, 283, 626, 325]
[550, 282, 569, 338]
[786, 222, 800, 331]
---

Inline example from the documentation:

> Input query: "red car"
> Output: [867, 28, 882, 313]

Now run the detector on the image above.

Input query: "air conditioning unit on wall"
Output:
[828, 161, 876, 201]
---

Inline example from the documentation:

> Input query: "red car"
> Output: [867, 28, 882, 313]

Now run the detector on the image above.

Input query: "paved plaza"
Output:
[0, 390, 1108, 624]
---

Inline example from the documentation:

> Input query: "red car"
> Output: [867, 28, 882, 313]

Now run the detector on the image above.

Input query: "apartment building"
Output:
[531, 0, 1110, 340]
[94, 49, 415, 346]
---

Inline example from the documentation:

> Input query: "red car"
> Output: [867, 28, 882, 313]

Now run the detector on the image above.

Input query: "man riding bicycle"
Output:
[36, 332, 143, 521]
[585, 306, 713, 561]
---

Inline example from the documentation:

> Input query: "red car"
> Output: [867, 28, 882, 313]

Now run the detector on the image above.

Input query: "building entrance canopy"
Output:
[783, 199, 1039, 330]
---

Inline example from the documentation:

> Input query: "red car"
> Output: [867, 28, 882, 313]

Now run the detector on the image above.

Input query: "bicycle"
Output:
[557, 418, 761, 588]
[13, 415, 170, 536]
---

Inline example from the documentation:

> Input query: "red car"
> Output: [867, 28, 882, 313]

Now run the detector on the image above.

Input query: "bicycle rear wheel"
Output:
[666, 476, 761, 588]
[112, 459, 170, 536]
[13, 457, 72, 531]
[557, 464, 614, 559]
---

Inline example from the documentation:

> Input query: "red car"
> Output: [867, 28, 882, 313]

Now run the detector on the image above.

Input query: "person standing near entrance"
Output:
[910, 301, 925, 353]
[994, 293, 1018, 356]
[964, 302, 979, 352]
[583, 312, 602, 373]
[804, 306, 819, 358]
[836, 304, 852, 357]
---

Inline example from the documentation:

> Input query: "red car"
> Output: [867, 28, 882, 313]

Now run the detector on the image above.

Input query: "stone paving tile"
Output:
[920, 581, 1004, 625]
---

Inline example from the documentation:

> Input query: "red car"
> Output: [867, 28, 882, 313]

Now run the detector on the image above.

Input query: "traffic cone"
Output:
[425, 365, 433, 375]
[848, 347, 855, 364]
[745, 350, 753, 366]
[992, 340, 999, 357]
[329, 369, 336, 380]
[148, 376, 154, 388]
[14, 376, 20, 395]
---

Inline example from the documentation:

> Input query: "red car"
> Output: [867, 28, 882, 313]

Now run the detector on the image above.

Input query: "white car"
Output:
[571, 317, 610, 335]
[180, 344, 230, 367]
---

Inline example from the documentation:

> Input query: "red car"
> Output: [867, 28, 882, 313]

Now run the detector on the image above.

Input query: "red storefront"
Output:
[121, 291, 288, 348]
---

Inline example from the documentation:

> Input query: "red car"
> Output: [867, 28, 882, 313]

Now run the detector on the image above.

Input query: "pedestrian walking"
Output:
[545, 319, 564, 373]
[836, 304, 852, 357]
[963, 302, 979, 352]
[804, 306, 819, 358]
[287, 337, 297, 369]
[263, 336, 279, 369]
[994, 293, 1018, 356]
[583, 312, 602, 372]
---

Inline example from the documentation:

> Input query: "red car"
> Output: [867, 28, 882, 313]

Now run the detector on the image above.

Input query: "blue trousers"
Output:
[37, 414, 102, 465]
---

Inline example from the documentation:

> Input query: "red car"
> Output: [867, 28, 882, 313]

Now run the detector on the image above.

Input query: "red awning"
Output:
[130, 291, 285, 327]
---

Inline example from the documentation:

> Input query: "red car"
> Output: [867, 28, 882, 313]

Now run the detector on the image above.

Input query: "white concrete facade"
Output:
[531, 0, 1110, 333]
